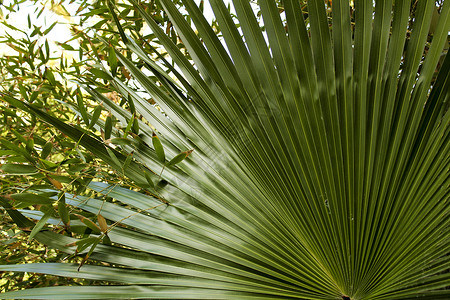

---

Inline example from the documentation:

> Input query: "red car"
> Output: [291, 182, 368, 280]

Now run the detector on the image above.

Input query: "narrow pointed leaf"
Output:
[152, 132, 165, 163]
[28, 206, 54, 242]
[166, 150, 193, 167]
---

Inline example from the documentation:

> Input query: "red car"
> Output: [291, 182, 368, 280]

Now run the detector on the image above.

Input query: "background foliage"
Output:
[0, 0, 183, 292]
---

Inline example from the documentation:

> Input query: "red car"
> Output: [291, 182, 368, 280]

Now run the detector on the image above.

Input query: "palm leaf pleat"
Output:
[2, 0, 449, 299]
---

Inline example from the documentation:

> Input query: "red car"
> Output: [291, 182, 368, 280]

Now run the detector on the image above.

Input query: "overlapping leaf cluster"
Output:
[0, 0, 198, 292]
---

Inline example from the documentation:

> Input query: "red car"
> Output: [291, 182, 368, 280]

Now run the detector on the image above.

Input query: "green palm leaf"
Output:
[1, 0, 449, 299]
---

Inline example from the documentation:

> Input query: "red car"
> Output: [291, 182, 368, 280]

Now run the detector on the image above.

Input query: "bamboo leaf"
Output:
[151, 132, 165, 163]
[0, 164, 38, 175]
[89, 68, 112, 80]
[106, 0, 128, 44]
[78, 237, 101, 271]
[76, 88, 89, 126]
[166, 150, 193, 167]
[28, 206, 54, 242]
[144, 171, 155, 189]
[88, 106, 103, 129]
[97, 214, 108, 234]
[123, 115, 134, 137]
[0, 196, 35, 228]
[57, 193, 70, 227]
[106, 148, 121, 168]
[74, 214, 101, 233]
[48, 177, 63, 190]
[122, 151, 133, 171]
[41, 142, 53, 159]
[10, 193, 54, 205]
[108, 46, 118, 77]
[109, 137, 132, 146]
[104, 116, 113, 140]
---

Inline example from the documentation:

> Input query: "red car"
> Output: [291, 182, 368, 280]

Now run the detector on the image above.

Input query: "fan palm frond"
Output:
[1, 0, 449, 299]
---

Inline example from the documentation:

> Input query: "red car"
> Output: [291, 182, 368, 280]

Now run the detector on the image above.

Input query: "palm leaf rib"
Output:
[1, 0, 449, 299]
